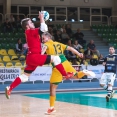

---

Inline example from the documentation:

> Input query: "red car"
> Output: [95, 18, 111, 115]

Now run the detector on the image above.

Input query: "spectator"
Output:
[84, 49, 93, 60]
[84, 40, 100, 59]
[60, 25, 65, 33]
[73, 28, 86, 46]
[50, 31, 55, 41]
[47, 20, 54, 28]
[9, 14, 16, 28]
[15, 39, 23, 54]
[73, 40, 83, 51]
[22, 43, 28, 56]
[72, 59, 79, 65]
[3, 18, 13, 33]
[16, 15, 21, 29]
[65, 24, 73, 37]
[65, 40, 77, 62]
[54, 30, 62, 42]
[61, 29, 70, 44]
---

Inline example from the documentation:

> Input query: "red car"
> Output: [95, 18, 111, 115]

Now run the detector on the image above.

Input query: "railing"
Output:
[27, 14, 39, 18]
[0, 13, 116, 27]
[0, 13, 4, 23]
[90, 15, 109, 26]
[5, 13, 25, 20]
[109, 16, 117, 25]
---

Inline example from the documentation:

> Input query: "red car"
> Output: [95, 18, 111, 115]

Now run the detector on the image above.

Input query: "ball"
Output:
[41, 11, 49, 21]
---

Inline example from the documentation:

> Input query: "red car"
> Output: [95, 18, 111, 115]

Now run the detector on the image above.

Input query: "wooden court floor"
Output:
[0, 91, 117, 117]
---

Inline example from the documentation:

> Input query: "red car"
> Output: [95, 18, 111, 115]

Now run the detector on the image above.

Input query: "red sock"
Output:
[9, 77, 21, 91]
[55, 64, 67, 76]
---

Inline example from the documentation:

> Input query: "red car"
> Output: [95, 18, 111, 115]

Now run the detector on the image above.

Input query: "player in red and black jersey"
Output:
[5, 12, 74, 99]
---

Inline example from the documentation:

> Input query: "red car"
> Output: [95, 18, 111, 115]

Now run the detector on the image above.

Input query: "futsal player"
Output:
[5, 12, 73, 99]
[100, 46, 117, 102]
[41, 32, 96, 114]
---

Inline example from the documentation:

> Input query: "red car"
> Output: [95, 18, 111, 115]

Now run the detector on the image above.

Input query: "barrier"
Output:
[90, 15, 109, 26]
[29, 66, 52, 84]
[109, 16, 117, 25]
[87, 65, 104, 79]
[0, 68, 21, 84]
[4, 13, 25, 21]
[0, 65, 107, 84]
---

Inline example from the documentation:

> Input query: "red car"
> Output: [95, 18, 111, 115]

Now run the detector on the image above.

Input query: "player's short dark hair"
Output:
[41, 32, 52, 39]
[21, 18, 30, 30]
[109, 46, 115, 49]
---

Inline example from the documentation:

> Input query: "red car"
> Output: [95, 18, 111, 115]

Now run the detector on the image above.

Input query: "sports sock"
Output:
[102, 84, 108, 90]
[50, 96, 56, 108]
[9, 77, 21, 91]
[55, 64, 67, 76]
[76, 71, 85, 79]
[107, 86, 112, 96]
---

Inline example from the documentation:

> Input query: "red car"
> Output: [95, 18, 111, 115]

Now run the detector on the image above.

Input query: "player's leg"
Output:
[61, 60, 95, 79]
[106, 73, 116, 102]
[45, 55, 73, 78]
[73, 70, 96, 79]
[100, 73, 108, 90]
[99, 73, 112, 102]
[5, 65, 36, 99]
[45, 68, 62, 114]
[45, 83, 58, 115]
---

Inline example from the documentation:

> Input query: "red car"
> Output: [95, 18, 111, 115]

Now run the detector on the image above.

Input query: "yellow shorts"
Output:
[50, 60, 77, 84]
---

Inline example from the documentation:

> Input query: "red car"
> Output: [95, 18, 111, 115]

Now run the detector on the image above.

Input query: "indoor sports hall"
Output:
[0, 0, 117, 117]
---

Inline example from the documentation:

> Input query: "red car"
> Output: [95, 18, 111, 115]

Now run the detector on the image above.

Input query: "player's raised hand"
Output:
[38, 11, 43, 19]
[38, 11, 45, 23]
[78, 53, 83, 58]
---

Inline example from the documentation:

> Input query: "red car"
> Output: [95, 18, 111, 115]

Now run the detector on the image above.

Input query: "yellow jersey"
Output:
[44, 40, 67, 55]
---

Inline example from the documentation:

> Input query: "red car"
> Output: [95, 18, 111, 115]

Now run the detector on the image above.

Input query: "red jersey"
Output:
[25, 28, 41, 54]
[24, 28, 47, 68]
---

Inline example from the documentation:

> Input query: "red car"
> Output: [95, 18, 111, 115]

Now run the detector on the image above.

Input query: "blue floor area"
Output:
[0, 81, 117, 92]
[24, 91, 117, 110]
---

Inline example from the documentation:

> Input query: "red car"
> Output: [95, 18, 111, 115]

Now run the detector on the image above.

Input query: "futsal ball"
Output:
[41, 11, 49, 21]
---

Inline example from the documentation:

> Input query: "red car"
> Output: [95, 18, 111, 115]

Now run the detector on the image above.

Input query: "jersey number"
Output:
[53, 44, 62, 54]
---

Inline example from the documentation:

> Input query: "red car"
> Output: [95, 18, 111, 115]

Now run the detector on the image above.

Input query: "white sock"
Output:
[102, 85, 108, 90]
[50, 107, 54, 109]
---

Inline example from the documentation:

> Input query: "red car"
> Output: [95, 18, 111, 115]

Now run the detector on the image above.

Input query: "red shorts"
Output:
[24, 53, 47, 72]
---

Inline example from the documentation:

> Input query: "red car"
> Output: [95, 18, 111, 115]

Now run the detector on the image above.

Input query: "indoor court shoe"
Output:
[45, 108, 56, 115]
[5, 86, 11, 99]
[83, 69, 96, 77]
[106, 95, 110, 102]
[64, 72, 74, 79]
[110, 90, 115, 98]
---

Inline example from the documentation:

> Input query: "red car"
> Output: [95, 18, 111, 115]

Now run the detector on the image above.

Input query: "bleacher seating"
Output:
[91, 24, 117, 49]
[0, 27, 27, 71]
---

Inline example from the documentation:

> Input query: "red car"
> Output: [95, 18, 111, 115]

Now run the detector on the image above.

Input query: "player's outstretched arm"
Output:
[38, 11, 48, 32]
[66, 46, 83, 58]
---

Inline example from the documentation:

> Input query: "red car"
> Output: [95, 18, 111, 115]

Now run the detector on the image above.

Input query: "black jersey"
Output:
[104, 54, 117, 73]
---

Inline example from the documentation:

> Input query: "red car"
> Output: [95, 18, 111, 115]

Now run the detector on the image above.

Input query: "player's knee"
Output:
[19, 74, 29, 82]
[52, 56, 61, 65]
[108, 84, 112, 87]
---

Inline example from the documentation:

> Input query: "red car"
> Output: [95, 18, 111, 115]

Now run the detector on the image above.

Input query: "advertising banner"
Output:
[0, 68, 21, 82]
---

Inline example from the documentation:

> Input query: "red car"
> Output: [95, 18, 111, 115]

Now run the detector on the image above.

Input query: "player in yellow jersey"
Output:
[41, 32, 95, 115]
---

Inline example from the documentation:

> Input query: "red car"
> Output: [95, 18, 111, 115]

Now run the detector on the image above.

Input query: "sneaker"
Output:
[83, 69, 96, 77]
[5, 86, 11, 99]
[64, 72, 74, 79]
[110, 90, 115, 98]
[106, 95, 110, 102]
[45, 108, 56, 115]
